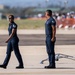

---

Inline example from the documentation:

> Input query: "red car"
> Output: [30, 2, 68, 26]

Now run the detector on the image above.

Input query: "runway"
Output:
[0, 32, 75, 74]
[0, 46, 75, 75]
[0, 34, 75, 46]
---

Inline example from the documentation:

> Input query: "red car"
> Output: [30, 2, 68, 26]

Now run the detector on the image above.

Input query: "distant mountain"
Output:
[0, 0, 75, 7]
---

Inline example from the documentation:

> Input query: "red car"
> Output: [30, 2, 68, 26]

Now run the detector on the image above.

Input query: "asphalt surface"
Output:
[0, 34, 75, 46]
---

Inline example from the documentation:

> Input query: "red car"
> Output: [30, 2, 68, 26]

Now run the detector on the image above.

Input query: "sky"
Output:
[0, 0, 75, 7]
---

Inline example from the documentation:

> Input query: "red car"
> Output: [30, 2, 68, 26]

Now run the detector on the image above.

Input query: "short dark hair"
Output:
[46, 10, 52, 16]
[9, 15, 14, 19]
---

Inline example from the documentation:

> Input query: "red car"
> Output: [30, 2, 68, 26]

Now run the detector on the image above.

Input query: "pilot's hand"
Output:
[5, 40, 9, 43]
[51, 37, 55, 42]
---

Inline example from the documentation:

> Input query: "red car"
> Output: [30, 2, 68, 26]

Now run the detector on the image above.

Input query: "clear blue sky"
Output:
[0, 0, 74, 7]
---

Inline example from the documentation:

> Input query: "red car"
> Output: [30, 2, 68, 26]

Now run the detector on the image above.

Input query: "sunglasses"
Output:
[9, 18, 13, 19]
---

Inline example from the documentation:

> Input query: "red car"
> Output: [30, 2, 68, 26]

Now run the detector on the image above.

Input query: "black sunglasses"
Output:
[9, 18, 13, 19]
[9, 18, 12, 19]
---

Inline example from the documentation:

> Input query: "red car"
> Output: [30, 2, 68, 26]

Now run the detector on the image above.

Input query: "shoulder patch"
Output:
[52, 20, 55, 23]
[13, 24, 16, 28]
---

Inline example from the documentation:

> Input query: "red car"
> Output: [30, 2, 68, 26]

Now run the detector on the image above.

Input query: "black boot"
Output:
[44, 65, 56, 69]
[0, 65, 6, 69]
[16, 65, 24, 69]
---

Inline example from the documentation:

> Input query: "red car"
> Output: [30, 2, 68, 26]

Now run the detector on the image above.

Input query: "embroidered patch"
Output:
[52, 21, 55, 23]
[13, 24, 16, 28]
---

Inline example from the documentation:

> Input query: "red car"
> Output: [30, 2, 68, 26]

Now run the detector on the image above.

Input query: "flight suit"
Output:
[3, 22, 23, 67]
[45, 17, 56, 67]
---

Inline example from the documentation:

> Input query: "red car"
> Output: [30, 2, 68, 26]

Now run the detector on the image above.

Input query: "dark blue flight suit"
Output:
[45, 17, 56, 67]
[3, 22, 23, 67]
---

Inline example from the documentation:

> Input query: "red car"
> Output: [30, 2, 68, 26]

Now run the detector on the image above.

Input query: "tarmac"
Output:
[0, 29, 75, 35]
[0, 29, 75, 75]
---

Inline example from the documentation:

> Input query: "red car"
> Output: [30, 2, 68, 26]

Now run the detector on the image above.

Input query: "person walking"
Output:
[0, 15, 24, 69]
